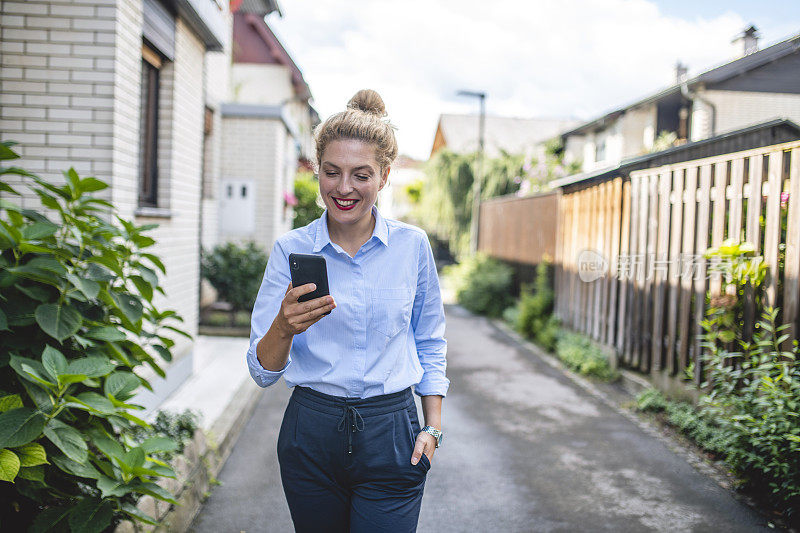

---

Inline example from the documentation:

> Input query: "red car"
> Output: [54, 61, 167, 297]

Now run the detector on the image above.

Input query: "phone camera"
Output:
[291, 261, 299, 270]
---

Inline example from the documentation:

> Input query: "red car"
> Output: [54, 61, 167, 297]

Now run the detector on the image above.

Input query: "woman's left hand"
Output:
[410, 431, 436, 465]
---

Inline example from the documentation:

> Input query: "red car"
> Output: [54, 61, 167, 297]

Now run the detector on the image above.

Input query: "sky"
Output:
[267, 0, 800, 161]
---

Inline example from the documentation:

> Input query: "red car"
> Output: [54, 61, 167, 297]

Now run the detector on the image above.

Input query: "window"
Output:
[595, 137, 606, 163]
[138, 44, 161, 207]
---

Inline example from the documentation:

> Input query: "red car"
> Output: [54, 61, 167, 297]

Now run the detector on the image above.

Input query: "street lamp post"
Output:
[457, 90, 486, 254]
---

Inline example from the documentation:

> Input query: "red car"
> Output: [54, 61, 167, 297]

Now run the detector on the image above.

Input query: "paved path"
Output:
[190, 305, 770, 532]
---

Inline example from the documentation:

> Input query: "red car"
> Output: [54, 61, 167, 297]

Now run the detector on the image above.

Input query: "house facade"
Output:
[562, 28, 800, 174]
[216, 12, 318, 252]
[0, 0, 279, 409]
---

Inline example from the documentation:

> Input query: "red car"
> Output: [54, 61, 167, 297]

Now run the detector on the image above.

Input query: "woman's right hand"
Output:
[275, 282, 336, 337]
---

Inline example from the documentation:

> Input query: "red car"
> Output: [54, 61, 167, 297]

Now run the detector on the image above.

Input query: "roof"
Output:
[231, 0, 281, 16]
[550, 118, 800, 189]
[562, 32, 800, 137]
[232, 12, 311, 101]
[434, 114, 581, 157]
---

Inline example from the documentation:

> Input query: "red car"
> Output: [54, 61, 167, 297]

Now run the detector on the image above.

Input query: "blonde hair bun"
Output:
[347, 89, 387, 117]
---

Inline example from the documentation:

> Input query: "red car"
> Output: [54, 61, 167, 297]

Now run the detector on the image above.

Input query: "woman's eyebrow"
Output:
[352, 165, 374, 173]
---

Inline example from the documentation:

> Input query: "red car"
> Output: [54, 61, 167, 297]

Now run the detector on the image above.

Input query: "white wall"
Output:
[691, 88, 800, 141]
[231, 63, 293, 105]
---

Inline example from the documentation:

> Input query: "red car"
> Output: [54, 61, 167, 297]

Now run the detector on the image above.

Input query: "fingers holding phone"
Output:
[278, 282, 336, 336]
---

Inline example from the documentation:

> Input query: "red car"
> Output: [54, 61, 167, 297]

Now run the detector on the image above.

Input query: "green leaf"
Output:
[141, 252, 166, 273]
[66, 272, 100, 300]
[67, 392, 116, 414]
[108, 291, 143, 324]
[68, 497, 114, 533]
[0, 142, 20, 160]
[85, 263, 115, 282]
[35, 303, 83, 342]
[14, 441, 48, 467]
[51, 454, 101, 479]
[44, 419, 88, 463]
[84, 326, 126, 342]
[67, 356, 116, 378]
[0, 181, 20, 195]
[16, 284, 52, 302]
[57, 373, 89, 386]
[0, 408, 46, 448]
[130, 275, 153, 301]
[104, 371, 141, 400]
[12, 357, 57, 390]
[17, 464, 44, 481]
[41, 345, 67, 381]
[29, 505, 72, 533]
[87, 429, 124, 460]
[152, 344, 172, 363]
[141, 436, 179, 455]
[134, 480, 178, 504]
[122, 447, 145, 469]
[0, 449, 21, 482]
[21, 221, 59, 240]
[79, 177, 108, 193]
[96, 475, 133, 498]
[0, 394, 23, 413]
[121, 502, 159, 525]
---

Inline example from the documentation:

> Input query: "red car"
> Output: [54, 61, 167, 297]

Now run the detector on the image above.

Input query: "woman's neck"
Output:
[327, 210, 376, 255]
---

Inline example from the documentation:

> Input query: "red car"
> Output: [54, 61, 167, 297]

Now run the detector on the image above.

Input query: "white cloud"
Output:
[269, 0, 754, 159]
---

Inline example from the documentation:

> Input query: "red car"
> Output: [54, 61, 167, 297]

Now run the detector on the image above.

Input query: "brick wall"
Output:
[0, 0, 215, 383]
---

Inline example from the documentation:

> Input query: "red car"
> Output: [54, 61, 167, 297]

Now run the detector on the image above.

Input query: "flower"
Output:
[283, 190, 298, 207]
[781, 191, 789, 208]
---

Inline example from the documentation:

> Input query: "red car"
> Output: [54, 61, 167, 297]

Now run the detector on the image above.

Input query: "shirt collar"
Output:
[313, 204, 389, 253]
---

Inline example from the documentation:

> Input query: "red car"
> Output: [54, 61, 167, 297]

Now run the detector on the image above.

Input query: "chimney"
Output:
[675, 61, 688, 84]
[732, 25, 760, 56]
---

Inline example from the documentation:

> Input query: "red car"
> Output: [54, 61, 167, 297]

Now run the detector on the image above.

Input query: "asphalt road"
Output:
[189, 305, 771, 532]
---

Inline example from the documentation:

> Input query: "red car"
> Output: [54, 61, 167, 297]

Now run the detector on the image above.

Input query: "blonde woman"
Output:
[247, 89, 448, 532]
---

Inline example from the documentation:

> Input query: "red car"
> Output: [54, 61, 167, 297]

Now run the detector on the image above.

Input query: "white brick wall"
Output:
[691, 89, 800, 141]
[0, 0, 231, 381]
[220, 116, 289, 251]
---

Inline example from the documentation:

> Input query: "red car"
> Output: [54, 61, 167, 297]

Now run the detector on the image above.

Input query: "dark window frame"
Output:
[139, 45, 161, 208]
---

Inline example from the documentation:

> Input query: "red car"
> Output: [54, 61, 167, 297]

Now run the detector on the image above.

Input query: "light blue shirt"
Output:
[246, 204, 449, 399]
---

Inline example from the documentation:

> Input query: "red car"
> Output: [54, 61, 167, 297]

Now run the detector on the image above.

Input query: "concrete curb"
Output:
[115, 379, 262, 532]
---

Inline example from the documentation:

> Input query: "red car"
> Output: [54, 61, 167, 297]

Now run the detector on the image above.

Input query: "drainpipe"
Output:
[680, 82, 716, 139]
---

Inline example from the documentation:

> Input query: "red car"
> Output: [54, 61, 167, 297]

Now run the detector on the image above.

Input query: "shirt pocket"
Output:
[370, 287, 414, 338]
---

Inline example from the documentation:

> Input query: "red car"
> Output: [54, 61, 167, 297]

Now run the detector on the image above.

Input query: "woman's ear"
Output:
[379, 166, 391, 191]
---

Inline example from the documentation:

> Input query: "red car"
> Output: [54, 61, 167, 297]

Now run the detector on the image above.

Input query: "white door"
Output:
[220, 178, 255, 236]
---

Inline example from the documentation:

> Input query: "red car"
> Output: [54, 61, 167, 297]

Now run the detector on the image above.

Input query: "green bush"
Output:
[555, 332, 618, 381]
[0, 141, 189, 531]
[635, 389, 731, 456]
[131, 409, 199, 461]
[516, 261, 556, 349]
[443, 253, 513, 317]
[201, 242, 267, 324]
[292, 171, 323, 229]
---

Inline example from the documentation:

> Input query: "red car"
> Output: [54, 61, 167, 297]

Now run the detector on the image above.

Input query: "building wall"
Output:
[620, 104, 656, 158]
[0, 0, 121, 206]
[231, 62, 293, 105]
[562, 134, 585, 168]
[0, 0, 213, 407]
[220, 116, 286, 251]
[691, 88, 800, 142]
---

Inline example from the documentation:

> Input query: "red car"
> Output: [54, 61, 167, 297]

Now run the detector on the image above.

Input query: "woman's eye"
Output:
[356, 175, 370, 180]
[325, 171, 338, 176]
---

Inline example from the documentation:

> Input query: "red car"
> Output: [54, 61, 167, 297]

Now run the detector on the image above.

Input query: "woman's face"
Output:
[319, 138, 388, 229]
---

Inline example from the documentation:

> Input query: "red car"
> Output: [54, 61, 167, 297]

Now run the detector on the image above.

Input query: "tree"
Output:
[201, 242, 267, 325]
[292, 171, 324, 229]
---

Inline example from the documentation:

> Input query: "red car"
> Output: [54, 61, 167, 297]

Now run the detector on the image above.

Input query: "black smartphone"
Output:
[288, 253, 331, 315]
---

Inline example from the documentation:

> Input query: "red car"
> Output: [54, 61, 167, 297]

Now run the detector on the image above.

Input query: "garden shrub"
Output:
[131, 409, 200, 461]
[515, 260, 556, 349]
[0, 141, 189, 531]
[555, 331, 618, 381]
[201, 241, 267, 325]
[443, 253, 513, 317]
[292, 171, 323, 229]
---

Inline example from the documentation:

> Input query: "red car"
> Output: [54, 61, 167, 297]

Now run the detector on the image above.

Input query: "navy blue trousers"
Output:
[277, 385, 430, 533]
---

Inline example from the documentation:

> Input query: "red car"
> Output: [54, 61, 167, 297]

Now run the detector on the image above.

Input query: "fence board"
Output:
[728, 158, 745, 243]
[651, 171, 672, 371]
[606, 178, 623, 347]
[693, 164, 712, 383]
[615, 180, 631, 355]
[624, 176, 641, 365]
[677, 167, 697, 373]
[764, 151, 784, 307]
[709, 162, 728, 296]
[665, 168, 685, 374]
[745, 154, 764, 252]
[641, 173, 659, 373]
[785, 148, 800, 344]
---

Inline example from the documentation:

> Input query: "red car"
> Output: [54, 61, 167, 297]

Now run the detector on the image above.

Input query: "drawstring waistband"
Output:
[337, 405, 365, 454]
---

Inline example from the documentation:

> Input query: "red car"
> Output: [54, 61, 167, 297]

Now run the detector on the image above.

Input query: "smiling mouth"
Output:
[332, 197, 359, 210]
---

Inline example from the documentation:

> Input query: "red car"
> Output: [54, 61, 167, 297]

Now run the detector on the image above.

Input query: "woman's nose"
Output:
[336, 175, 355, 194]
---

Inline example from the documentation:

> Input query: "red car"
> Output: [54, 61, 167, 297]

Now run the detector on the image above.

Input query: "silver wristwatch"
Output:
[422, 425, 443, 448]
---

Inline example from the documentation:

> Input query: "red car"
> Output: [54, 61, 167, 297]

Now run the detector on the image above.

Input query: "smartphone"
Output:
[288, 253, 331, 315]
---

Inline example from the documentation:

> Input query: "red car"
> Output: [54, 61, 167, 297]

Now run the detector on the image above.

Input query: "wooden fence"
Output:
[478, 191, 558, 265]
[555, 140, 800, 383]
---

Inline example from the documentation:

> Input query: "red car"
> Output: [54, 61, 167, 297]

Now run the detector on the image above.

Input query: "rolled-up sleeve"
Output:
[410, 232, 449, 397]
[246, 239, 292, 388]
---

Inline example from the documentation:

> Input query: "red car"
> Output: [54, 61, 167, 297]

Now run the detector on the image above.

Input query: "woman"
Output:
[246, 89, 449, 532]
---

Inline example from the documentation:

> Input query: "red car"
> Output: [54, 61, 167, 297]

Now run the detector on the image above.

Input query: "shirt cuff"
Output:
[246, 337, 291, 388]
[413, 374, 450, 398]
